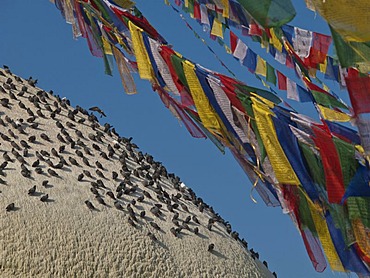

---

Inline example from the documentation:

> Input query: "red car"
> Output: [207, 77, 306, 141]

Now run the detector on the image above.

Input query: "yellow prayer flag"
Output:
[352, 219, 370, 257]
[308, 202, 345, 271]
[211, 18, 223, 39]
[250, 93, 275, 108]
[251, 98, 300, 185]
[182, 61, 226, 137]
[255, 56, 267, 77]
[224, 45, 232, 54]
[270, 29, 283, 52]
[319, 58, 328, 73]
[311, 0, 370, 42]
[317, 104, 351, 122]
[221, 0, 229, 18]
[322, 83, 330, 92]
[102, 36, 113, 55]
[128, 21, 153, 81]
[113, 0, 135, 8]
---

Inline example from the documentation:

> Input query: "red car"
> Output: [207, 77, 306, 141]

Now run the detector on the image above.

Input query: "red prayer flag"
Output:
[249, 20, 263, 37]
[277, 71, 287, 90]
[193, 2, 201, 20]
[285, 54, 294, 68]
[346, 68, 370, 115]
[312, 124, 345, 204]
[230, 31, 238, 53]
[216, 74, 247, 113]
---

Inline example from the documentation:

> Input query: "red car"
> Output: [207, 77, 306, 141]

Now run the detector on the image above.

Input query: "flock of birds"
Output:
[0, 65, 276, 277]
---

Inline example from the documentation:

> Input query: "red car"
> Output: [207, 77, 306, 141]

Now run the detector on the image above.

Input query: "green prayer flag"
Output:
[170, 55, 189, 88]
[266, 62, 276, 85]
[333, 137, 358, 187]
[237, 0, 296, 27]
[311, 90, 348, 110]
[347, 197, 370, 228]
[331, 25, 370, 70]
[299, 142, 326, 189]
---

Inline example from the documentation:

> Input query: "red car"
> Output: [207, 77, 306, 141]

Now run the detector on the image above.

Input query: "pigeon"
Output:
[89, 106, 106, 117]
[6, 203, 15, 212]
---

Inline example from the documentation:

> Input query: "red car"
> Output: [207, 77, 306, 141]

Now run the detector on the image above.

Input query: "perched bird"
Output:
[68, 157, 79, 166]
[127, 217, 136, 227]
[28, 185, 36, 195]
[95, 195, 107, 206]
[47, 168, 59, 177]
[6, 203, 15, 212]
[192, 215, 200, 225]
[0, 161, 8, 170]
[31, 159, 40, 167]
[147, 232, 157, 242]
[42, 180, 49, 188]
[114, 201, 123, 210]
[85, 200, 96, 211]
[208, 243, 215, 252]
[95, 169, 105, 179]
[40, 194, 49, 202]
[95, 161, 104, 170]
[106, 191, 115, 200]
[170, 227, 178, 237]
[77, 173, 84, 181]
[149, 221, 161, 231]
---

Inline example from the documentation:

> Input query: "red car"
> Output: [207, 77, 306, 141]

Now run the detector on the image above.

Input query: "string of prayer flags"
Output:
[54, 0, 370, 275]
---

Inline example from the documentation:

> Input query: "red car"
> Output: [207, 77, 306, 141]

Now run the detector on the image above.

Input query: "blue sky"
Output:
[0, 1, 351, 277]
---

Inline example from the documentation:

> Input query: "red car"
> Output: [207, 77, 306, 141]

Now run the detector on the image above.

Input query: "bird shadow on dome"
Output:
[209, 250, 227, 260]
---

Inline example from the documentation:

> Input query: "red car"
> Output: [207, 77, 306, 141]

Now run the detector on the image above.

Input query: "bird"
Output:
[28, 185, 36, 195]
[47, 168, 58, 177]
[82, 157, 91, 167]
[208, 243, 215, 252]
[95, 169, 105, 179]
[77, 173, 84, 181]
[6, 203, 15, 212]
[147, 232, 157, 242]
[35, 167, 43, 174]
[112, 171, 118, 180]
[170, 227, 178, 237]
[83, 170, 93, 179]
[31, 159, 40, 167]
[143, 190, 152, 199]
[95, 161, 104, 170]
[192, 215, 200, 225]
[106, 191, 115, 200]
[0, 161, 8, 170]
[127, 217, 136, 227]
[114, 201, 123, 210]
[40, 133, 51, 142]
[3, 152, 13, 162]
[68, 157, 79, 166]
[89, 106, 106, 117]
[85, 200, 96, 211]
[42, 180, 49, 187]
[181, 203, 189, 212]
[149, 221, 161, 231]
[40, 194, 49, 202]
[28, 135, 36, 143]
[95, 195, 107, 206]
[184, 216, 191, 223]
